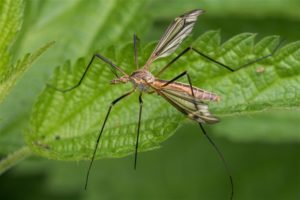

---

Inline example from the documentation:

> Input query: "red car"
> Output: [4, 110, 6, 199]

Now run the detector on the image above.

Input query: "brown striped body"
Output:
[152, 79, 220, 102]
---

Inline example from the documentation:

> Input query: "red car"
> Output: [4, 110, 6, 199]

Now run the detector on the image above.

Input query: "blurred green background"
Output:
[1, 0, 300, 199]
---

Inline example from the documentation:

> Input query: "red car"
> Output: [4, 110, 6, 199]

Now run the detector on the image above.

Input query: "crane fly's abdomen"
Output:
[151, 79, 219, 124]
[152, 79, 220, 102]
[192, 86, 220, 102]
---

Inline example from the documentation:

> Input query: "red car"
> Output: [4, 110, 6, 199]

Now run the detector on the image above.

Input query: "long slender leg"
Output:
[185, 73, 233, 200]
[133, 34, 140, 69]
[85, 90, 134, 190]
[156, 47, 233, 77]
[156, 40, 283, 77]
[162, 71, 234, 200]
[199, 123, 234, 200]
[233, 39, 284, 70]
[162, 70, 188, 87]
[48, 54, 128, 93]
[134, 93, 143, 169]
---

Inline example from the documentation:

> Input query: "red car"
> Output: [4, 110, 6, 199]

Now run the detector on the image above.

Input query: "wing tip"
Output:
[188, 112, 220, 124]
[183, 9, 205, 17]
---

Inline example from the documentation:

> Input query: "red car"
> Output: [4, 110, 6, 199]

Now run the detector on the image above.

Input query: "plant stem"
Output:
[0, 146, 32, 175]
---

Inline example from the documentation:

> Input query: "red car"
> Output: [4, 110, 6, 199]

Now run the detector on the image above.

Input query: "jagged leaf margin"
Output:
[0, 0, 54, 103]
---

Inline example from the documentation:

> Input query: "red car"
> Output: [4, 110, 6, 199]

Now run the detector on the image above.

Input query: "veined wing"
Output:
[152, 80, 220, 102]
[152, 81, 219, 124]
[144, 9, 204, 68]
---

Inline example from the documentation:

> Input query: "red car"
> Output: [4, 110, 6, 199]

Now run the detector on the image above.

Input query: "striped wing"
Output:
[145, 9, 204, 67]
[156, 86, 219, 124]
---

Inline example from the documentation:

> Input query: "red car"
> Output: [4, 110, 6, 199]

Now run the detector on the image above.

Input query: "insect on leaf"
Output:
[26, 30, 300, 160]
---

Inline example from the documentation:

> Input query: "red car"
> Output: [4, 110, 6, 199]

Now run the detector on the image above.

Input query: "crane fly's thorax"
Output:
[130, 70, 155, 92]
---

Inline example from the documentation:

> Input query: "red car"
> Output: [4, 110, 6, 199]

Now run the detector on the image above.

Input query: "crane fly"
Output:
[49, 9, 282, 200]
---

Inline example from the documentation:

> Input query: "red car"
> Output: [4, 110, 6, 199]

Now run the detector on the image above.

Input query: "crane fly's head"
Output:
[110, 75, 130, 84]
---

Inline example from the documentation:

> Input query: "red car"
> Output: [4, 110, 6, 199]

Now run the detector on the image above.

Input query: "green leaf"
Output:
[26, 31, 300, 160]
[0, 41, 55, 103]
[0, 0, 24, 102]
[0, 0, 54, 103]
[0, 0, 53, 173]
